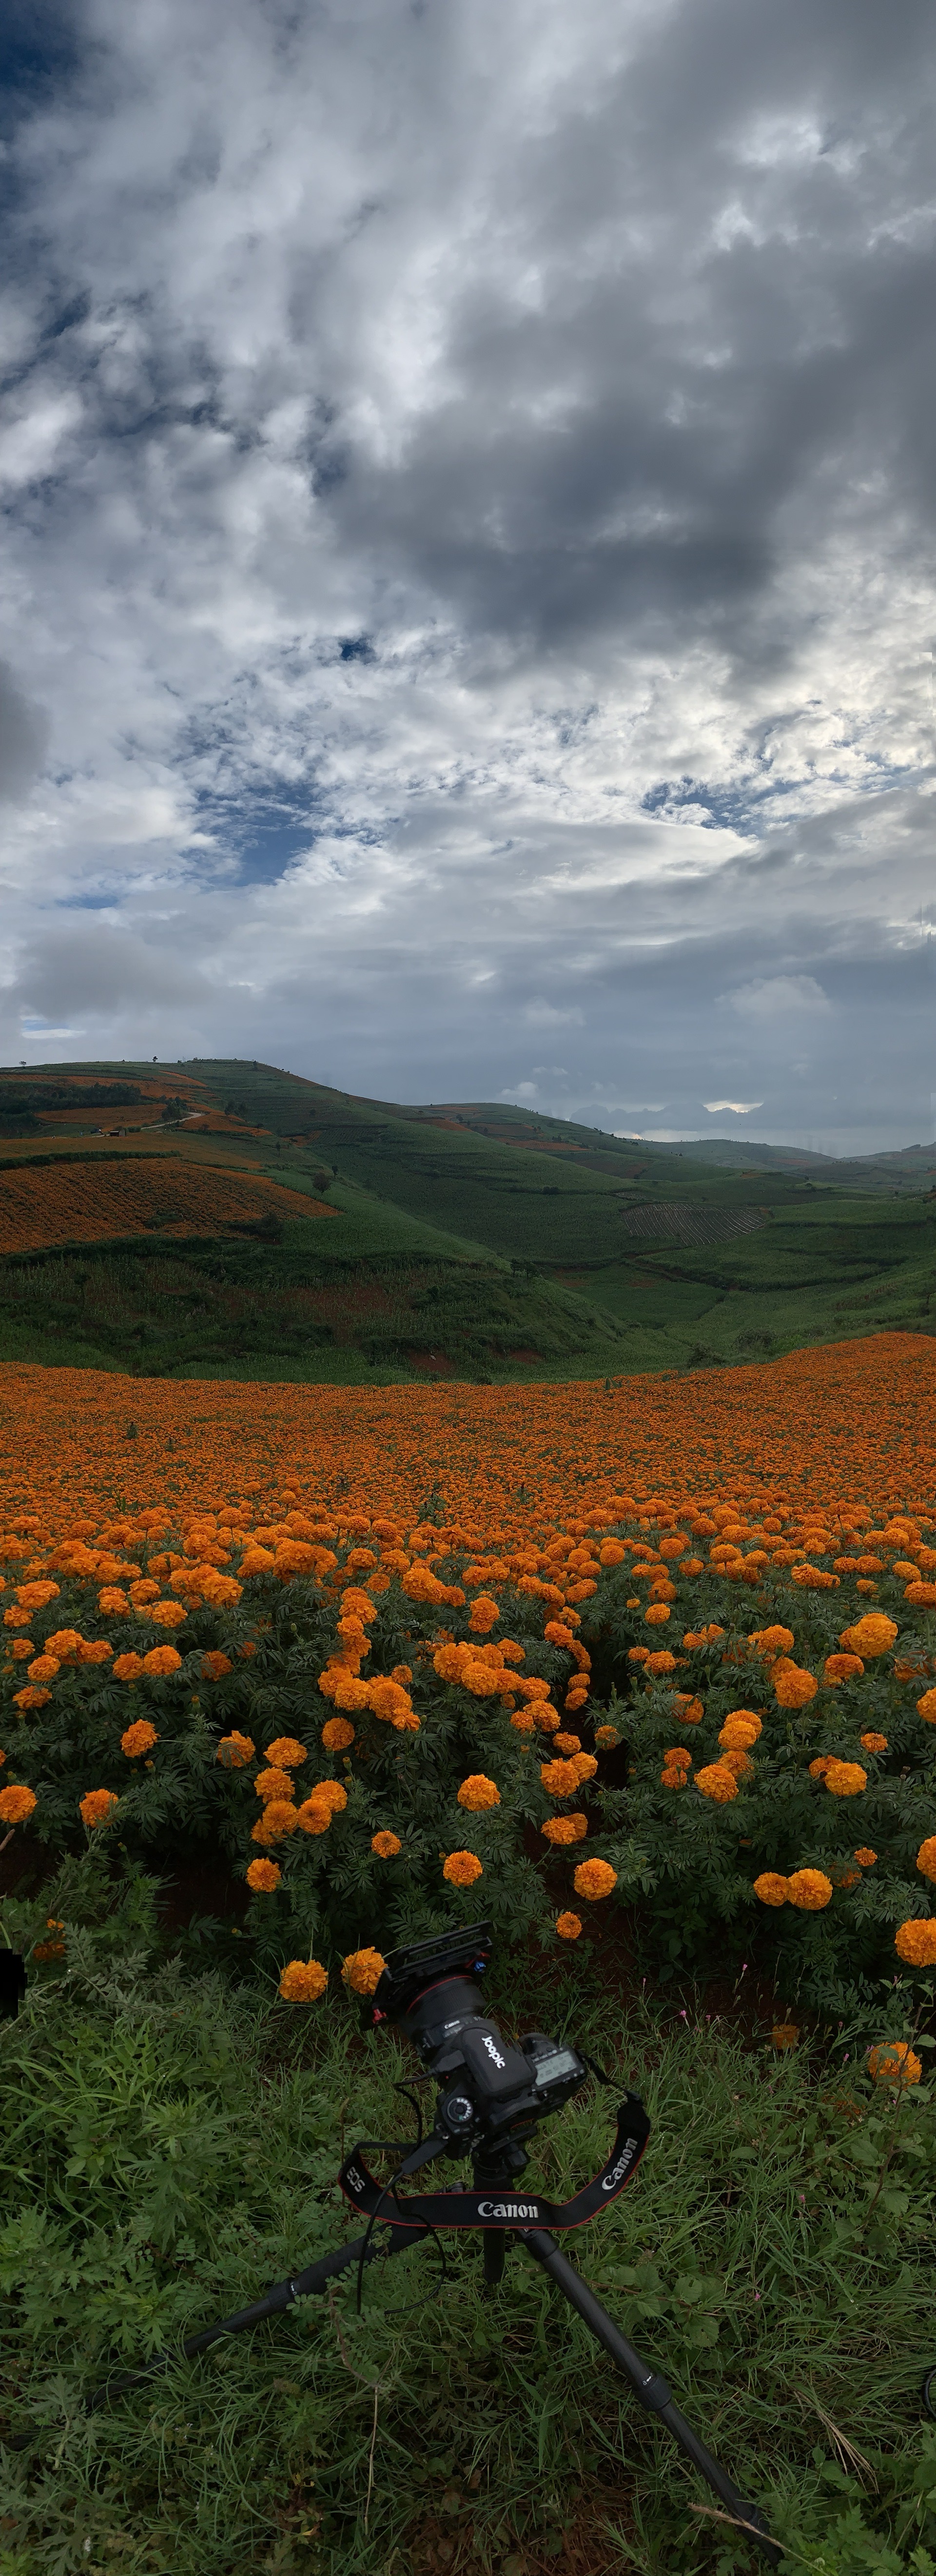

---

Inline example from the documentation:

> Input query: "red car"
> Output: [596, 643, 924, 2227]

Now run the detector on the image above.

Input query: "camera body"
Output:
[371, 1921, 586, 2163]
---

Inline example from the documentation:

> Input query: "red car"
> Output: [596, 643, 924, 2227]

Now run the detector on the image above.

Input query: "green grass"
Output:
[2, 1864, 936, 2576]
[0, 1180, 628, 1384]
[2, 1060, 936, 1384]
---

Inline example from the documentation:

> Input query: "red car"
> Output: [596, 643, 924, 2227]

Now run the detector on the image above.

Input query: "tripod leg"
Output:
[483, 2232, 506, 2287]
[520, 2229, 780, 2569]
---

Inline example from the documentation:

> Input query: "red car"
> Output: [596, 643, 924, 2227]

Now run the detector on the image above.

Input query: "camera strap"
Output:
[339, 2090, 650, 2232]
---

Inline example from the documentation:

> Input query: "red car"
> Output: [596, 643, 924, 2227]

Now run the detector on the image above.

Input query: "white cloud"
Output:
[703, 1099, 764, 1114]
[0, 0, 932, 1146]
[723, 977, 832, 1018]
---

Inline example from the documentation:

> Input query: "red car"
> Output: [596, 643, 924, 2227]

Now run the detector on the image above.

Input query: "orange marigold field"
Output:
[0, 1333, 932, 1528]
[1, 1326, 935, 2017]
[0, 1160, 332, 1254]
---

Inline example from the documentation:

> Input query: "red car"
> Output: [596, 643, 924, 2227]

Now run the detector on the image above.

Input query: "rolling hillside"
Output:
[0, 1055, 933, 1381]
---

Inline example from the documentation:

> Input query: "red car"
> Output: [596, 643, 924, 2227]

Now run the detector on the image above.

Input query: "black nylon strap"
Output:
[339, 2092, 650, 2232]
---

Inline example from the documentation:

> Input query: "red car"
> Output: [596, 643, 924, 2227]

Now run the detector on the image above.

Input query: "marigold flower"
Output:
[79, 1788, 119, 1829]
[201, 1650, 232, 1679]
[771, 2023, 799, 2049]
[916, 1838, 936, 1882]
[773, 1663, 819, 1708]
[468, 1593, 501, 1634]
[319, 1716, 353, 1752]
[148, 1600, 188, 1627]
[112, 1653, 145, 1682]
[824, 1761, 867, 1798]
[10, 1638, 33, 1659]
[556, 1911, 583, 1939]
[251, 1799, 299, 1843]
[279, 1959, 328, 2002]
[858, 1732, 887, 1755]
[12, 1686, 52, 1710]
[749, 1626, 795, 1658]
[660, 1764, 688, 1788]
[246, 1858, 281, 1892]
[254, 1766, 294, 1803]
[838, 1614, 897, 1658]
[457, 1773, 501, 1811]
[142, 1645, 182, 1676]
[594, 1725, 620, 1747]
[541, 1812, 588, 1843]
[868, 2041, 921, 2086]
[905, 1583, 936, 1608]
[121, 1720, 158, 1757]
[695, 1763, 738, 1803]
[371, 1829, 402, 1857]
[754, 1873, 789, 1906]
[98, 1588, 130, 1615]
[719, 1712, 762, 1750]
[644, 1650, 678, 1676]
[917, 1689, 936, 1724]
[644, 1603, 670, 1625]
[44, 1629, 83, 1658]
[895, 1917, 936, 1966]
[573, 1858, 617, 1901]
[786, 1869, 833, 1911]
[540, 1758, 581, 1797]
[823, 1653, 864, 1685]
[16, 1582, 59, 1609]
[553, 1733, 582, 1755]
[217, 1730, 255, 1767]
[0, 1783, 37, 1824]
[342, 1946, 387, 1994]
[854, 1847, 877, 1866]
[443, 1849, 484, 1886]
[78, 1638, 114, 1664]
[264, 1737, 308, 1768]
[295, 1797, 332, 1835]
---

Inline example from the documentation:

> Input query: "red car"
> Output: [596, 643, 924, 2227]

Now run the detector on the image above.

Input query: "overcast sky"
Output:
[1, 0, 935, 1151]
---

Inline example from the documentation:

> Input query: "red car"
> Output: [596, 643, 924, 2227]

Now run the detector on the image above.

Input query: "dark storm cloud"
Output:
[0, 0, 934, 1145]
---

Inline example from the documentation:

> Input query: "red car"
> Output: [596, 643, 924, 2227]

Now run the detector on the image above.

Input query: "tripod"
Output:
[31, 2135, 779, 2568]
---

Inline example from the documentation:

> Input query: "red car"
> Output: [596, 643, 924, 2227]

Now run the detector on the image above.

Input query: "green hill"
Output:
[0, 1055, 934, 1380]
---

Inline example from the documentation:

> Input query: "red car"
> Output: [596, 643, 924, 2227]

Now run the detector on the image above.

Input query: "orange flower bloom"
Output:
[854, 1847, 877, 1866]
[321, 1716, 356, 1752]
[121, 1720, 158, 1757]
[295, 1797, 332, 1835]
[250, 1799, 299, 1843]
[695, 1763, 738, 1803]
[342, 1946, 387, 1995]
[443, 1849, 484, 1886]
[112, 1653, 145, 1682]
[594, 1724, 620, 1747]
[556, 1911, 582, 1939]
[916, 1838, 936, 1882]
[279, 1959, 328, 2001]
[468, 1594, 500, 1633]
[541, 1812, 588, 1843]
[719, 1711, 762, 1750]
[786, 1869, 833, 1911]
[824, 1761, 867, 1798]
[78, 1639, 113, 1664]
[201, 1650, 232, 1679]
[540, 1758, 581, 1797]
[217, 1730, 255, 1767]
[859, 1732, 887, 1754]
[868, 2041, 921, 2086]
[644, 1603, 670, 1625]
[0, 1783, 37, 1824]
[371, 1830, 402, 1857]
[838, 1615, 897, 1658]
[264, 1737, 308, 1768]
[457, 1774, 501, 1811]
[754, 1873, 789, 1906]
[823, 1653, 864, 1684]
[12, 1686, 52, 1710]
[573, 1858, 617, 1900]
[246, 1858, 281, 1892]
[917, 1689, 936, 1724]
[141, 1645, 182, 1676]
[773, 1662, 819, 1708]
[79, 1788, 119, 1829]
[895, 1918, 936, 1966]
[254, 1767, 294, 1803]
